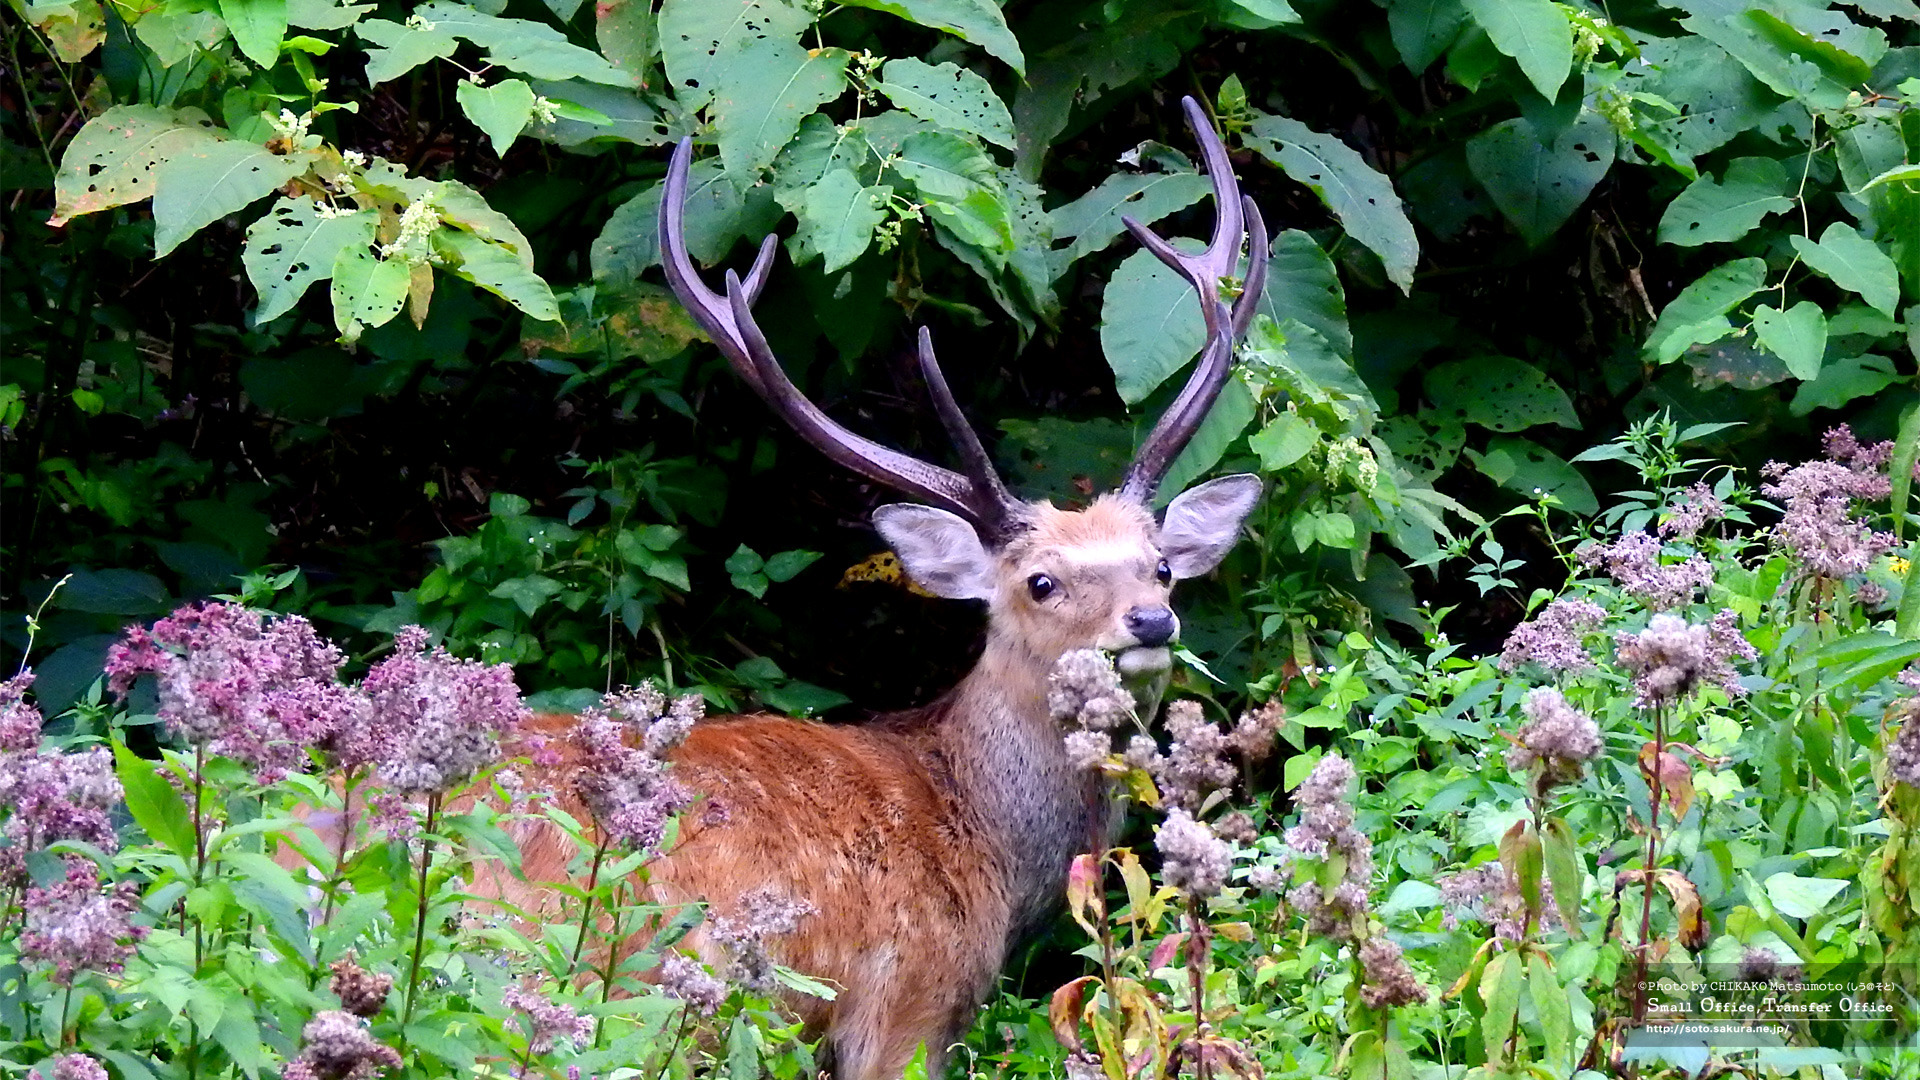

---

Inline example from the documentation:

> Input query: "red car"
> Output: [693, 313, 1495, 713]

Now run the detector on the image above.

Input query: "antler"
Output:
[659, 138, 1024, 540]
[1116, 96, 1270, 506]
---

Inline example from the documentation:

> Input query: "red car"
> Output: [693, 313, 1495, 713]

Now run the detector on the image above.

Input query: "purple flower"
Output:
[1576, 533, 1712, 610]
[502, 982, 594, 1055]
[1154, 701, 1236, 812]
[1063, 729, 1110, 770]
[1283, 756, 1374, 941]
[1761, 453, 1894, 581]
[1437, 862, 1558, 942]
[1357, 937, 1429, 1009]
[1614, 611, 1756, 708]
[52, 1055, 109, 1080]
[1658, 482, 1727, 540]
[1228, 700, 1284, 761]
[360, 625, 528, 794]
[659, 954, 728, 1016]
[1506, 687, 1602, 796]
[282, 1010, 401, 1080]
[572, 686, 697, 852]
[0, 743, 122, 881]
[1156, 808, 1233, 899]
[20, 859, 148, 984]
[1048, 649, 1134, 731]
[1887, 699, 1920, 789]
[1500, 598, 1606, 674]
[0, 672, 41, 752]
[709, 887, 814, 993]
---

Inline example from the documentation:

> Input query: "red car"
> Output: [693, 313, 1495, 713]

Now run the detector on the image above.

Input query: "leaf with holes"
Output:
[1425, 356, 1578, 432]
[792, 169, 890, 272]
[876, 58, 1013, 148]
[356, 16, 459, 83]
[838, 0, 1023, 73]
[435, 228, 560, 321]
[1466, 113, 1613, 247]
[1791, 222, 1901, 317]
[221, 0, 286, 66]
[1388, 0, 1465, 73]
[152, 141, 313, 257]
[890, 130, 995, 200]
[1751, 301, 1827, 381]
[330, 247, 410, 339]
[658, 0, 811, 111]
[595, 0, 654, 86]
[243, 198, 377, 323]
[1048, 170, 1210, 271]
[1657, 157, 1794, 246]
[51, 105, 222, 225]
[1461, 0, 1571, 99]
[1467, 436, 1596, 513]
[413, 0, 633, 85]
[1255, 230, 1351, 357]
[711, 38, 849, 181]
[1101, 243, 1208, 405]
[1245, 113, 1418, 292]
[457, 78, 536, 157]
[1645, 257, 1768, 362]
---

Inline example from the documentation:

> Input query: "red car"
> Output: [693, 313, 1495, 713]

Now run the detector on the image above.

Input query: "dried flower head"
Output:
[1154, 701, 1236, 812]
[1506, 687, 1602, 796]
[1735, 945, 1802, 986]
[659, 953, 728, 1016]
[21, 859, 148, 984]
[328, 952, 393, 1018]
[1576, 533, 1713, 610]
[1614, 611, 1755, 708]
[1659, 482, 1727, 540]
[1283, 755, 1374, 941]
[1499, 598, 1606, 674]
[502, 982, 594, 1055]
[1228, 700, 1284, 761]
[709, 887, 815, 993]
[282, 1010, 402, 1080]
[1048, 649, 1134, 731]
[1357, 936, 1429, 1009]
[1156, 808, 1233, 899]
[1437, 862, 1559, 942]
[361, 625, 527, 794]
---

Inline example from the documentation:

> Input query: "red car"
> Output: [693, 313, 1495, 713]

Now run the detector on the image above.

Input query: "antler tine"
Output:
[917, 326, 1018, 514]
[659, 138, 778, 394]
[1117, 303, 1235, 505]
[1119, 96, 1253, 337]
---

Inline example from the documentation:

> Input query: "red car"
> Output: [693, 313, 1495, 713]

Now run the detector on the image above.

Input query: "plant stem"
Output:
[320, 768, 359, 927]
[401, 793, 442, 1033]
[651, 1003, 696, 1080]
[59, 983, 73, 1044]
[1631, 706, 1667, 1026]
[1185, 897, 1210, 1080]
[568, 839, 609, 979]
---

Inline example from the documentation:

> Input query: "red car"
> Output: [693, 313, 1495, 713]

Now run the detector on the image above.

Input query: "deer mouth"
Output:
[1113, 645, 1173, 679]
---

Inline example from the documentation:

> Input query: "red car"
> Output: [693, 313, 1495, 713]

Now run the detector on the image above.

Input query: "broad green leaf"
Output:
[490, 574, 563, 615]
[1861, 162, 1920, 193]
[1245, 113, 1419, 292]
[658, 0, 811, 111]
[243, 198, 378, 323]
[925, 187, 1014, 265]
[1468, 436, 1596, 514]
[436, 228, 561, 321]
[1465, 112, 1614, 247]
[1425, 356, 1578, 431]
[330, 246, 410, 339]
[837, 0, 1023, 73]
[57, 568, 168, 614]
[591, 183, 664, 280]
[414, 1, 633, 85]
[431, 177, 540, 266]
[521, 281, 700, 364]
[1389, 0, 1465, 73]
[1218, 0, 1298, 28]
[876, 58, 1013, 149]
[1158, 378, 1257, 503]
[220, 0, 286, 66]
[1249, 410, 1320, 471]
[1791, 222, 1901, 317]
[288, 0, 371, 30]
[357, 16, 459, 83]
[1644, 257, 1768, 363]
[1255, 230, 1351, 358]
[1751, 301, 1827, 381]
[1791, 354, 1898, 417]
[1626, 35, 1777, 166]
[1657, 157, 1794, 246]
[1680, 10, 1853, 110]
[1763, 872, 1849, 919]
[152, 140, 312, 257]
[51, 105, 221, 224]
[456, 78, 536, 156]
[1745, 9, 1877, 86]
[772, 112, 877, 211]
[1101, 243, 1207, 405]
[710, 38, 849, 181]
[889, 130, 995, 200]
[1528, 952, 1574, 1074]
[791, 169, 890, 273]
[591, 159, 777, 279]
[1480, 950, 1523, 1064]
[595, 0, 655, 84]
[1540, 816, 1584, 936]
[1461, 0, 1572, 99]
[113, 742, 196, 859]
[1049, 170, 1210, 272]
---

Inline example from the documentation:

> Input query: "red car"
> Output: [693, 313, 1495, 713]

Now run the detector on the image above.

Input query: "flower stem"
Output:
[401, 794, 441, 1034]
[1185, 897, 1210, 1080]
[1632, 706, 1667, 1026]
[320, 769, 359, 928]
[567, 839, 609, 979]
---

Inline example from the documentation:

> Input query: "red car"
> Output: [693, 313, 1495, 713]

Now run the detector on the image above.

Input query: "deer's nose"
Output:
[1124, 606, 1177, 647]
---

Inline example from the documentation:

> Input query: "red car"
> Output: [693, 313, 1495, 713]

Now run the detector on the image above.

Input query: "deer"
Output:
[506, 97, 1271, 1080]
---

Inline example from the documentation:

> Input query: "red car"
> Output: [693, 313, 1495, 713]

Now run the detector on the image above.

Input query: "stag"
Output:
[517, 97, 1268, 1080]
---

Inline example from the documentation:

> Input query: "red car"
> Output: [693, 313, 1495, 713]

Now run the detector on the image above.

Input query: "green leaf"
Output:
[1763, 872, 1849, 919]
[1528, 952, 1574, 1074]
[1656, 156, 1794, 246]
[1249, 410, 1320, 471]
[836, 0, 1023, 73]
[51, 106, 221, 225]
[1644, 257, 1769, 362]
[1424, 356, 1578, 431]
[1790, 222, 1902, 318]
[1861, 162, 1920, 193]
[456, 78, 536, 157]
[1157, 378, 1257, 501]
[889, 130, 995, 200]
[244, 199, 377, 324]
[658, 0, 811, 111]
[1541, 815, 1584, 937]
[221, 0, 287, 66]
[413, 0, 633, 85]
[1244, 113, 1419, 292]
[1101, 243, 1208, 405]
[1464, 112, 1614, 247]
[1480, 950, 1523, 1064]
[595, 0, 654, 84]
[1751, 301, 1828, 381]
[1791, 354, 1899, 417]
[152, 140, 312, 258]
[1467, 436, 1596, 514]
[764, 549, 822, 582]
[114, 743, 196, 859]
[435, 228, 561, 321]
[356, 16, 459, 83]
[876, 58, 1013, 149]
[925, 187, 1014, 265]
[1627, 35, 1777, 166]
[1745, 9, 1876, 87]
[1388, 0, 1465, 73]
[792, 169, 890, 273]
[711, 38, 849, 181]
[1255, 230, 1351, 358]
[57, 568, 169, 614]
[330, 246, 410, 339]
[1460, 0, 1572, 99]
[1049, 170, 1211, 271]
[490, 574, 563, 616]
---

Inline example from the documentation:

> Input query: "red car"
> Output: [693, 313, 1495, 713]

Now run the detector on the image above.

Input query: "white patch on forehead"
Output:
[1041, 540, 1156, 569]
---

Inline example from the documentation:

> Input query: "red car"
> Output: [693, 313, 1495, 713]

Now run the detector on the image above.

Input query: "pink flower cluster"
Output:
[1575, 532, 1713, 610]
[360, 626, 528, 794]
[1760, 425, 1899, 582]
[502, 982, 595, 1055]
[20, 858, 149, 985]
[1499, 598, 1606, 675]
[1614, 611, 1756, 709]
[571, 684, 698, 853]
[0, 673, 122, 881]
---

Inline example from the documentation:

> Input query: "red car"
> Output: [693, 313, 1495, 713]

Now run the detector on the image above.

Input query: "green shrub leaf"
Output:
[1790, 222, 1901, 317]
[1424, 356, 1578, 432]
[658, 0, 811, 111]
[1465, 112, 1614, 247]
[876, 58, 1014, 149]
[710, 39, 849, 181]
[791, 169, 890, 273]
[456, 78, 537, 156]
[1461, 0, 1571, 99]
[838, 0, 1023, 74]
[243, 198, 378, 324]
[1245, 113, 1419, 292]
[220, 0, 287, 67]
[1751, 301, 1828, 381]
[1657, 157, 1794, 246]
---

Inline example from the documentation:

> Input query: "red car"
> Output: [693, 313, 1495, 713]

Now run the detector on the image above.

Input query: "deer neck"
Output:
[935, 633, 1168, 942]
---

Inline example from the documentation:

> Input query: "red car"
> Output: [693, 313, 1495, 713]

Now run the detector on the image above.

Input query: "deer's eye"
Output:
[1156, 559, 1172, 584]
[1027, 574, 1056, 601]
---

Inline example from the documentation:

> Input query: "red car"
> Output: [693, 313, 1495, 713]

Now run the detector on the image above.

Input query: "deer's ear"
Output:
[873, 504, 996, 600]
[1159, 474, 1262, 578]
